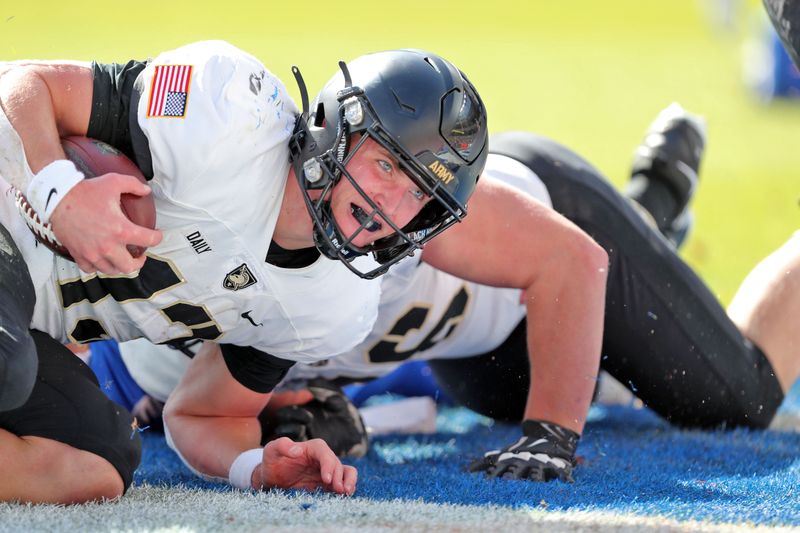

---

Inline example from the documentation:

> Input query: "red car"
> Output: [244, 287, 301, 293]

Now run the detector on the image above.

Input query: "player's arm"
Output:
[0, 61, 91, 176]
[162, 342, 357, 495]
[421, 174, 608, 482]
[0, 61, 159, 274]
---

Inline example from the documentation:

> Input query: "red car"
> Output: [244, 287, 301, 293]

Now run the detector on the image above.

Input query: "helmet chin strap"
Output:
[316, 192, 374, 260]
[313, 216, 364, 261]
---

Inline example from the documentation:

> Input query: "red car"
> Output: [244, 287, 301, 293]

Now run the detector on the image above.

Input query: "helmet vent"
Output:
[391, 89, 416, 115]
[423, 56, 441, 73]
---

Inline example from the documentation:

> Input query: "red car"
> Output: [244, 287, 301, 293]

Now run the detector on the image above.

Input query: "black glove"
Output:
[263, 379, 368, 458]
[468, 419, 579, 482]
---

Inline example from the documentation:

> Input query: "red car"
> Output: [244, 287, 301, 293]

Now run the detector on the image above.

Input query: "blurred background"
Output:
[2, 0, 798, 303]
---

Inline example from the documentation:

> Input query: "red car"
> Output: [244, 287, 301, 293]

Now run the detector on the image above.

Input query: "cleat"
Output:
[627, 103, 707, 248]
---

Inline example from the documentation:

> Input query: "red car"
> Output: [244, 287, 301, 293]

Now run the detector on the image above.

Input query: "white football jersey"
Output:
[117, 153, 552, 393]
[0, 41, 381, 363]
[286, 153, 552, 379]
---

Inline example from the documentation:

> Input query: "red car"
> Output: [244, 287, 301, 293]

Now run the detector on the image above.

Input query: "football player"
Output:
[0, 41, 499, 502]
[114, 103, 798, 485]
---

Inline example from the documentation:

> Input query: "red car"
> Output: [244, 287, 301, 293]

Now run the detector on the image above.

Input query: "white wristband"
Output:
[228, 448, 263, 490]
[25, 159, 85, 223]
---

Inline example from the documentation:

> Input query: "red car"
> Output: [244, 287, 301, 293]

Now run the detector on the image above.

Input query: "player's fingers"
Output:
[485, 462, 511, 480]
[74, 257, 96, 274]
[553, 466, 574, 483]
[127, 253, 148, 271]
[123, 223, 162, 248]
[80, 239, 128, 274]
[467, 456, 492, 473]
[109, 173, 153, 197]
[144, 399, 162, 419]
[104, 247, 144, 275]
[525, 464, 546, 482]
[132, 400, 155, 421]
[501, 462, 528, 480]
[92, 257, 119, 276]
[267, 436, 299, 458]
[306, 438, 339, 485]
[343, 465, 358, 496]
[326, 460, 345, 494]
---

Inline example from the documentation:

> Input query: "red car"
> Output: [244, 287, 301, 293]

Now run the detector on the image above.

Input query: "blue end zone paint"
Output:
[135, 380, 800, 527]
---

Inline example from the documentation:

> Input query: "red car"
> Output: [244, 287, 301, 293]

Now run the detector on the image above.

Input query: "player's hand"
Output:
[258, 437, 357, 496]
[131, 395, 164, 426]
[267, 379, 368, 457]
[50, 173, 162, 274]
[468, 419, 579, 483]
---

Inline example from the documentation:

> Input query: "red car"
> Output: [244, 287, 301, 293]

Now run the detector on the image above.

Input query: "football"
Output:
[15, 136, 156, 259]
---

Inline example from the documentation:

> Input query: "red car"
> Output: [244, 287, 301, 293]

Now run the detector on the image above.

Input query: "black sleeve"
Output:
[87, 60, 154, 179]
[220, 344, 296, 393]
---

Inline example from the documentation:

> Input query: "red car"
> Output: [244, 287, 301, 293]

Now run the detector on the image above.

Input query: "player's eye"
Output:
[410, 188, 426, 201]
[378, 159, 393, 173]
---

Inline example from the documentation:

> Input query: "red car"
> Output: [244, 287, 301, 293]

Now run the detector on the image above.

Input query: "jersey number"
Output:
[368, 286, 469, 363]
[59, 256, 222, 343]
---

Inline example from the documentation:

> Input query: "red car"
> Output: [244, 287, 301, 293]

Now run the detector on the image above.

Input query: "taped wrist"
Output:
[521, 419, 580, 461]
[26, 160, 85, 223]
[228, 448, 263, 490]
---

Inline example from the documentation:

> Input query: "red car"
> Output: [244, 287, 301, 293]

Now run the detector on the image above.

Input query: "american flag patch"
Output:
[146, 65, 193, 118]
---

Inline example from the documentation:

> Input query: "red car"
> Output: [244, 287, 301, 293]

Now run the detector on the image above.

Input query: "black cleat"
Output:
[626, 103, 706, 248]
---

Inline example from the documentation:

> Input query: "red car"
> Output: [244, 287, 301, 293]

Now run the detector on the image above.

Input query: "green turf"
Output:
[2, 0, 797, 303]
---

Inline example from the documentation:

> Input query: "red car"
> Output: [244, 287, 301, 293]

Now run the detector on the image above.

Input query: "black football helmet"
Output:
[289, 49, 488, 279]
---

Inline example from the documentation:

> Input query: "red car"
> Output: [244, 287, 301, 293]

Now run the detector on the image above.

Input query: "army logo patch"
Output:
[223, 264, 257, 291]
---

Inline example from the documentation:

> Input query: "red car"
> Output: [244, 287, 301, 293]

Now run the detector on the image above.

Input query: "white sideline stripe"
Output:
[0, 485, 794, 533]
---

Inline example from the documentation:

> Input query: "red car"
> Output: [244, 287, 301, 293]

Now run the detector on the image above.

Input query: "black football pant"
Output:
[0, 221, 141, 491]
[430, 132, 784, 429]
